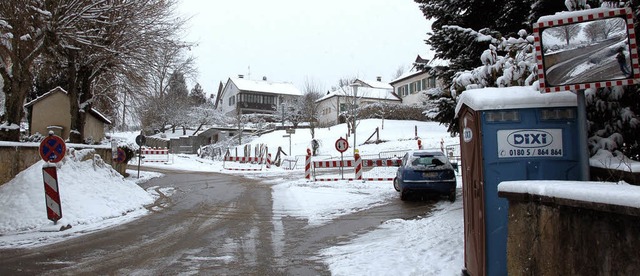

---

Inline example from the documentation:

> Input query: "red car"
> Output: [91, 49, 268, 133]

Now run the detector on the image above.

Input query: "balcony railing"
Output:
[237, 101, 277, 112]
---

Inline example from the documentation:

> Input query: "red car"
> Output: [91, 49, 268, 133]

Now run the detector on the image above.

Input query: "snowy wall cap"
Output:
[454, 86, 577, 115]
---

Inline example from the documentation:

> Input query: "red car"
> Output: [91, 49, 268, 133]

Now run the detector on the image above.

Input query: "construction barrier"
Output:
[140, 147, 171, 164]
[223, 148, 271, 171]
[306, 152, 401, 182]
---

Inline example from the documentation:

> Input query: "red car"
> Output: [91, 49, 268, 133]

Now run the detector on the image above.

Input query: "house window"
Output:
[228, 96, 235, 106]
[429, 76, 436, 88]
[339, 103, 346, 112]
[403, 84, 409, 96]
[421, 78, 427, 90]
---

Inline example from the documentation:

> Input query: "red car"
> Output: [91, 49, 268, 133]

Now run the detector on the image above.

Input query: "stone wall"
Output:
[0, 144, 115, 186]
[500, 192, 640, 275]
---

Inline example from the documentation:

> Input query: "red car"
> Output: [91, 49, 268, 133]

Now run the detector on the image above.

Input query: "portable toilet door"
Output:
[456, 87, 579, 276]
[459, 105, 486, 276]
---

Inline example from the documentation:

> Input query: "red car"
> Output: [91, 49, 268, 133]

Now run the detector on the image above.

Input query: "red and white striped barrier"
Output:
[42, 165, 62, 222]
[224, 156, 265, 163]
[312, 160, 354, 168]
[224, 167, 263, 171]
[141, 148, 169, 155]
[306, 152, 401, 182]
[223, 151, 271, 171]
[140, 147, 170, 163]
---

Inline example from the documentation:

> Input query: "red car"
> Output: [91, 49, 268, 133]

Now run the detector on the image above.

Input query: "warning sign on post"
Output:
[497, 129, 563, 158]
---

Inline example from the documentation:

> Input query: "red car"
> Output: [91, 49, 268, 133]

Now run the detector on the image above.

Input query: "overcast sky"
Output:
[177, 0, 432, 96]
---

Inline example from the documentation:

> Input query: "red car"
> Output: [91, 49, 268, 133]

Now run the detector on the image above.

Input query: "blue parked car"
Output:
[393, 150, 457, 202]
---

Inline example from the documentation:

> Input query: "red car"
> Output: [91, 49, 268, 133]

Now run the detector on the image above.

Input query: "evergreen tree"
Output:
[189, 83, 207, 106]
[528, 0, 568, 26]
[414, 0, 537, 135]
[167, 72, 189, 100]
[165, 71, 190, 133]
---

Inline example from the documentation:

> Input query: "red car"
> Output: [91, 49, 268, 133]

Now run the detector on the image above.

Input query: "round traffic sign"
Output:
[114, 148, 127, 163]
[39, 135, 66, 163]
[135, 135, 146, 146]
[335, 137, 349, 153]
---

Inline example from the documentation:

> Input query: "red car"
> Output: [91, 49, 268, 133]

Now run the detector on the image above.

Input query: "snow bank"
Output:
[0, 149, 154, 234]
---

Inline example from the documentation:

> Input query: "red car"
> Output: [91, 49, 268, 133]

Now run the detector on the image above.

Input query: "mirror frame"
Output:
[534, 7, 639, 93]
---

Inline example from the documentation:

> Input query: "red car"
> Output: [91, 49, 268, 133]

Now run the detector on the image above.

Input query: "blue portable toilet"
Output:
[455, 86, 581, 276]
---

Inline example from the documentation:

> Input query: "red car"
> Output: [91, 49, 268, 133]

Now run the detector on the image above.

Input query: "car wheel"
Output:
[393, 177, 400, 192]
[400, 190, 409, 201]
[448, 189, 456, 202]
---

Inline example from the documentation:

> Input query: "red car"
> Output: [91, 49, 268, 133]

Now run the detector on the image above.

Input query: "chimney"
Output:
[238, 74, 244, 79]
[376, 76, 382, 82]
[262, 76, 267, 81]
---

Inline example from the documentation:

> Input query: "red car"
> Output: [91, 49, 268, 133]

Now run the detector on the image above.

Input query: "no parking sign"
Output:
[114, 148, 127, 163]
[39, 135, 66, 163]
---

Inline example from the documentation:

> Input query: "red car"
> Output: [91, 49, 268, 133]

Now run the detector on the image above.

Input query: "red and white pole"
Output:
[354, 152, 362, 180]
[266, 153, 272, 169]
[42, 164, 62, 223]
[305, 149, 311, 180]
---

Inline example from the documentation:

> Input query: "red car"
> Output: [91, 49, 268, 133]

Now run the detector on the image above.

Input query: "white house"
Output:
[215, 76, 302, 117]
[316, 78, 401, 127]
[389, 55, 447, 106]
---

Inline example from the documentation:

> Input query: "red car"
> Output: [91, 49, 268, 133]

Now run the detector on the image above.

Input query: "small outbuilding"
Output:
[24, 87, 112, 143]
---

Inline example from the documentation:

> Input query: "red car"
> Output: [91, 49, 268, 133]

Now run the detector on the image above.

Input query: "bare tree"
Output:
[190, 104, 228, 136]
[301, 77, 323, 138]
[0, 0, 192, 142]
[583, 18, 625, 42]
[393, 65, 406, 79]
[59, 0, 192, 143]
[0, 1, 53, 141]
[583, 21, 604, 42]
[546, 24, 582, 46]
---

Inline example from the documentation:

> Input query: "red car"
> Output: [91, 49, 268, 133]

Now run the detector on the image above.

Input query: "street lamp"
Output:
[349, 82, 362, 155]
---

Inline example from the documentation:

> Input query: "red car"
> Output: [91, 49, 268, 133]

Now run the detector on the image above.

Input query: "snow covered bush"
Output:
[586, 86, 640, 161]
[451, 29, 538, 96]
[356, 103, 428, 121]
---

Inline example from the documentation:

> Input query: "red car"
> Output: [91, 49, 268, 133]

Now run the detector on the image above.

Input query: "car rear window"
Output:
[408, 155, 448, 169]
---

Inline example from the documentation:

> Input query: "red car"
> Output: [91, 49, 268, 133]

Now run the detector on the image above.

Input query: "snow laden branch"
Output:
[450, 29, 538, 97]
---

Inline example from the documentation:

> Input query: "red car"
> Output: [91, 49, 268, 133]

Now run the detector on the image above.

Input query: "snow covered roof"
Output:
[230, 77, 302, 96]
[390, 70, 428, 84]
[390, 58, 450, 85]
[317, 86, 400, 102]
[356, 79, 393, 90]
[455, 86, 577, 115]
[24, 87, 112, 124]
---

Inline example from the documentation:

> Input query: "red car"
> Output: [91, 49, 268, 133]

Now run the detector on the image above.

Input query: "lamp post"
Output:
[349, 82, 362, 155]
